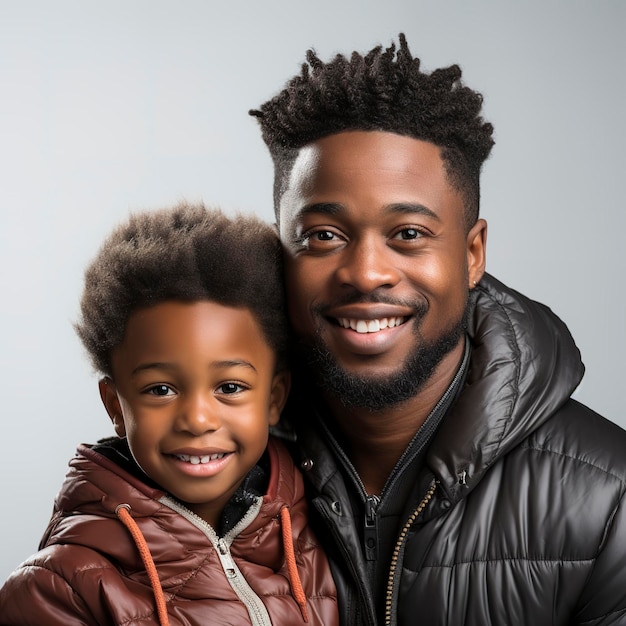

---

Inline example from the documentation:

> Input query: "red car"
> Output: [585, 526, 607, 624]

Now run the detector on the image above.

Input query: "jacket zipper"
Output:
[384, 481, 438, 626]
[313, 498, 377, 626]
[215, 537, 273, 626]
[316, 421, 383, 562]
[364, 494, 381, 561]
[159, 495, 272, 626]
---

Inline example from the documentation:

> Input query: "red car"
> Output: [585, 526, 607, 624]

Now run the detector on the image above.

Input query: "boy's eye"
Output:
[314, 230, 335, 241]
[217, 382, 245, 395]
[147, 384, 175, 396]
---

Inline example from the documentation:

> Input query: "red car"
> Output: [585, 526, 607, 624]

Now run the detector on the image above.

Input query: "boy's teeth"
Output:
[175, 453, 226, 464]
[338, 317, 405, 333]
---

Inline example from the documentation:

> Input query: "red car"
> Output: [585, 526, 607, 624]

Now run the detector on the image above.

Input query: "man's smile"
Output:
[335, 316, 408, 333]
[321, 301, 419, 339]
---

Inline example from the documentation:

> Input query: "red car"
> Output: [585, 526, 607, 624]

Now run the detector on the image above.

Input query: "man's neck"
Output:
[326, 341, 466, 495]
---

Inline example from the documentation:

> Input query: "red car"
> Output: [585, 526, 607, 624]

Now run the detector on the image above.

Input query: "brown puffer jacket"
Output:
[0, 437, 338, 625]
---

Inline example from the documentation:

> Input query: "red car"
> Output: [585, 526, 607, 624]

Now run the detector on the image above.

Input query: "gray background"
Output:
[1, 1, 624, 584]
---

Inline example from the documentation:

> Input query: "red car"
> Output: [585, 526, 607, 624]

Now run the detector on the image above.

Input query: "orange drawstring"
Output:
[115, 502, 306, 624]
[280, 506, 309, 623]
[116, 504, 170, 626]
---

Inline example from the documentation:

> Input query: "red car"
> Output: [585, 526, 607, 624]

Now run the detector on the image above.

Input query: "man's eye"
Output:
[147, 384, 174, 396]
[217, 383, 245, 394]
[398, 228, 420, 240]
[296, 229, 343, 250]
[298, 230, 334, 246]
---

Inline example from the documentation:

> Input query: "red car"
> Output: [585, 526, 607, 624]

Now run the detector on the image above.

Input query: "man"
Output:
[250, 35, 626, 625]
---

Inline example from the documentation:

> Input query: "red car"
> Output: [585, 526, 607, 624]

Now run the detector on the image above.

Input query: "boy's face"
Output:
[100, 301, 288, 528]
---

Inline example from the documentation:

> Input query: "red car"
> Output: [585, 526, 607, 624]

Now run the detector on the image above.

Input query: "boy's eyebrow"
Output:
[132, 362, 176, 376]
[297, 201, 439, 220]
[131, 360, 258, 376]
[214, 359, 258, 372]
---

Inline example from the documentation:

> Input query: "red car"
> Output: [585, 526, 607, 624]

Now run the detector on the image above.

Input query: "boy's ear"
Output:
[268, 370, 291, 427]
[98, 377, 126, 438]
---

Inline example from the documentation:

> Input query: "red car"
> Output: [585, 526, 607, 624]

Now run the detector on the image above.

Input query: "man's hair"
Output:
[250, 33, 495, 228]
[75, 202, 287, 376]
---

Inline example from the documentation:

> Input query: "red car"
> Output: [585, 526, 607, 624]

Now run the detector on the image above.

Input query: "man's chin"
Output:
[298, 312, 467, 412]
[300, 345, 436, 413]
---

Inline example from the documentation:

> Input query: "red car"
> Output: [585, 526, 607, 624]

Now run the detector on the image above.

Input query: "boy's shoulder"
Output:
[267, 432, 300, 471]
[0, 541, 125, 623]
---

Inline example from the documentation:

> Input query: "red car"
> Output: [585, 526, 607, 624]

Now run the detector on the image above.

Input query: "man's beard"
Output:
[298, 300, 469, 412]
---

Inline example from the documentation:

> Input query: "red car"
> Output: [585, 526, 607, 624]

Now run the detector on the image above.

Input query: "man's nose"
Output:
[334, 237, 401, 293]
[175, 395, 220, 435]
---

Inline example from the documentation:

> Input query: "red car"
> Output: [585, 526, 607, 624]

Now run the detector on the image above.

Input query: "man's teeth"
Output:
[337, 317, 406, 333]
[174, 453, 226, 464]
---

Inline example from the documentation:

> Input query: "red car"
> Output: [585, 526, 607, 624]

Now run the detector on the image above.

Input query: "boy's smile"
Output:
[100, 300, 288, 528]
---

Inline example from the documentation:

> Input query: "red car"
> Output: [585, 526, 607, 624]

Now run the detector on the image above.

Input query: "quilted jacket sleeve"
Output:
[573, 482, 626, 625]
[0, 545, 132, 626]
[0, 568, 92, 625]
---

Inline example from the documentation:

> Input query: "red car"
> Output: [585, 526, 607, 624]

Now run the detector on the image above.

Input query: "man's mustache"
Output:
[315, 292, 427, 315]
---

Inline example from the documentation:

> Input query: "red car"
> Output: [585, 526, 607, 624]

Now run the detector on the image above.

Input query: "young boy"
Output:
[0, 203, 338, 625]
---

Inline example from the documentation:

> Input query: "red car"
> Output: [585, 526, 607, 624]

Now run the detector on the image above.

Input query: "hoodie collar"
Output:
[427, 273, 584, 500]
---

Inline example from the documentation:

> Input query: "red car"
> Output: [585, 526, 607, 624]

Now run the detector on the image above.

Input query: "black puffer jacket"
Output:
[291, 274, 626, 626]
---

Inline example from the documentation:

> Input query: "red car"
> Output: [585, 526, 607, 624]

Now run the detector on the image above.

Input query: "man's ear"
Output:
[268, 370, 291, 427]
[98, 377, 126, 438]
[467, 218, 487, 288]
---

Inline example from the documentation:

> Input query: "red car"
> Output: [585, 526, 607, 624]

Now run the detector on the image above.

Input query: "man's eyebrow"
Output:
[298, 202, 343, 217]
[386, 203, 440, 221]
[296, 201, 439, 222]
[297, 201, 438, 220]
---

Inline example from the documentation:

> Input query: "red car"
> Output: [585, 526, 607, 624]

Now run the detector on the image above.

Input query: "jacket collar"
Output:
[427, 273, 584, 501]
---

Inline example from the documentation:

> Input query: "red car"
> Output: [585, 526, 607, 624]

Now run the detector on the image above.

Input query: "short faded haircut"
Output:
[250, 33, 495, 229]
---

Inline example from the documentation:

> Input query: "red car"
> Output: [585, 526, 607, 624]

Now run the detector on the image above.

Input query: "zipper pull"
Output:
[216, 538, 237, 579]
[364, 494, 380, 561]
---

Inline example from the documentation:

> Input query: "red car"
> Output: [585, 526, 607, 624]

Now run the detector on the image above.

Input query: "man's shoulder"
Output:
[522, 398, 626, 483]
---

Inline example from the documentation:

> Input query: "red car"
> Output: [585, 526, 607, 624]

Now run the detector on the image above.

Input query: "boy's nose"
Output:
[175, 396, 220, 435]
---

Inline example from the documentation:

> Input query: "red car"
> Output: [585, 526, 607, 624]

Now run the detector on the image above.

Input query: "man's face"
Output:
[278, 130, 486, 410]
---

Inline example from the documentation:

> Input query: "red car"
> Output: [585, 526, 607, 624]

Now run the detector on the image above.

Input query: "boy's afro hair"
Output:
[75, 202, 287, 376]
